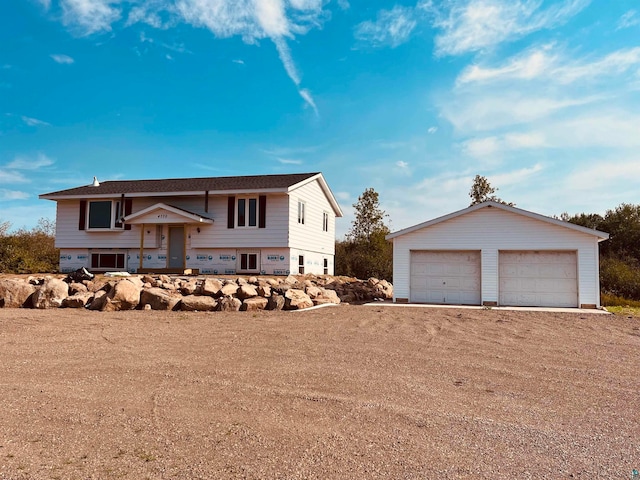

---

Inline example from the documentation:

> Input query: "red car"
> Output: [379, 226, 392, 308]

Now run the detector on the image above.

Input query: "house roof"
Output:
[386, 201, 609, 241]
[40, 171, 343, 217]
[40, 172, 321, 197]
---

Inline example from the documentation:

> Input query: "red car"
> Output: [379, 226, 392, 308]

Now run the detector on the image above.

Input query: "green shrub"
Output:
[600, 256, 640, 301]
[0, 218, 59, 274]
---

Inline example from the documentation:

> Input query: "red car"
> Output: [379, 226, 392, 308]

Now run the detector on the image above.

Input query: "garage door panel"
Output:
[410, 251, 481, 305]
[499, 251, 577, 308]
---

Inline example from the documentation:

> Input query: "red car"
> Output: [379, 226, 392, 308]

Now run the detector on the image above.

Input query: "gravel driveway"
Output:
[0, 305, 638, 479]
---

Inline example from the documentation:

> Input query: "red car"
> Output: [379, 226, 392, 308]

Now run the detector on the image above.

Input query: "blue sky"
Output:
[2, 0, 639, 238]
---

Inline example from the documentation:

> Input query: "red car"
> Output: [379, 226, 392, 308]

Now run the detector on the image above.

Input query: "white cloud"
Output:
[53, 0, 326, 112]
[396, 160, 409, 169]
[21, 116, 51, 127]
[427, 0, 590, 56]
[0, 189, 30, 201]
[427, 126, 438, 134]
[38, 0, 52, 10]
[617, 9, 640, 30]
[60, 0, 122, 35]
[458, 45, 640, 85]
[0, 170, 28, 183]
[335, 191, 350, 201]
[354, 5, 418, 48]
[462, 132, 546, 158]
[277, 158, 303, 164]
[7, 154, 55, 170]
[50, 53, 75, 64]
[233, 59, 245, 64]
[166, 54, 174, 60]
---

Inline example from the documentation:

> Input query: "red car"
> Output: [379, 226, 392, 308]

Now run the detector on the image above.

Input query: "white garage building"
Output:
[386, 201, 609, 308]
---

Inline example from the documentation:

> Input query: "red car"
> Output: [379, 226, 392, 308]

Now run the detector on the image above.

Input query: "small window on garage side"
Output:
[298, 201, 305, 225]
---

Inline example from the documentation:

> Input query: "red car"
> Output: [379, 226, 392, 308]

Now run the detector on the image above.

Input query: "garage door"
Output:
[499, 251, 578, 307]
[410, 251, 481, 305]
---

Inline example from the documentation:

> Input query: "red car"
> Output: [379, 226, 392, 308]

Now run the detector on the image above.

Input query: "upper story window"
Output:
[79, 198, 132, 231]
[298, 200, 305, 225]
[87, 200, 123, 230]
[237, 197, 258, 227]
[323, 211, 329, 232]
[227, 195, 266, 229]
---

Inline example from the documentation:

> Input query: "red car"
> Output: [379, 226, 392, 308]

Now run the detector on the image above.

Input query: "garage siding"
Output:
[391, 206, 602, 307]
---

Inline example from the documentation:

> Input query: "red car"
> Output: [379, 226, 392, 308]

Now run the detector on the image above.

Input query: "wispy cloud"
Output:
[0, 189, 30, 201]
[60, 0, 122, 35]
[38, 0, 52, 9]
[21, 116, 51, 127]
[617, 9, 640, 30]
[50, 53, 75, 64]
[233, 59, 245, 65]
[354, 5, 418, 48]
[53, 0, 325, 112]
[277, 158, 303, 165]
[425, 0, 590, 56]
[427, 126, 437, 134]
[7, 153, 55, 170]
[458, 45, 640, 85]
[0, 170, 29, 184]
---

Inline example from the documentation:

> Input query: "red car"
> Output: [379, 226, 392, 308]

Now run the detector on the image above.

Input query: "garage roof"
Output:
[386, 201, 609, 241]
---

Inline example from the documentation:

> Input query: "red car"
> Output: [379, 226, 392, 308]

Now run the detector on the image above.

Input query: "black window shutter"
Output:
[124, 199, 133, 230]
[259, 195, 266, 228]
[79, 200, 86, 230]
[227, 196, 235, 228]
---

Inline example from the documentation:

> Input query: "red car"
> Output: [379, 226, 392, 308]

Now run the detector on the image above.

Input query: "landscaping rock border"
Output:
[0, 275, 393, 312]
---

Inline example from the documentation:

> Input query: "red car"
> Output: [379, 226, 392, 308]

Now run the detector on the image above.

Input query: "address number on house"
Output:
[157, 214, 168, 219]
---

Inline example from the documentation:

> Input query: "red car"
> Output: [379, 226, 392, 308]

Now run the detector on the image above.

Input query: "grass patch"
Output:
[604, 306, 640, 317]
[601, 293, 640, 317]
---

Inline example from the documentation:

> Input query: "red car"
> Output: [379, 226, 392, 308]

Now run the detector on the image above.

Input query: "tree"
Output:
[0, 218, 59, 273]
[347, 188, 389, 241]
[335, 188, 393, 281]
[469, 175, 514, 206]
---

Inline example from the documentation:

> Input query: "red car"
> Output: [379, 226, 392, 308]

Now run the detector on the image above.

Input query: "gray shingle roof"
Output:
[41, 172, 320, 197]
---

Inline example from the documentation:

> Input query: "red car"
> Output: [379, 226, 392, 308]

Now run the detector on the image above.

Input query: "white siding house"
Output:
[40, 173, 342, 275]
[386, 202, 609, 308]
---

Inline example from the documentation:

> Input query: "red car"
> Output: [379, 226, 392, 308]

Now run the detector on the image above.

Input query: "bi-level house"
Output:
[40, 172, 343, 275]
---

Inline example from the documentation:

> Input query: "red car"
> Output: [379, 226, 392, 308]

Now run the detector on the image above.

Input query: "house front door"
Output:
[168, 226, 185, 269]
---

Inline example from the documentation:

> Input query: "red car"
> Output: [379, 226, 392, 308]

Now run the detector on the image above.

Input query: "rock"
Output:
[312, 298, 333, 306]
[180, 280, 198, 295]
[305, 286, 322, 299]
[217, 296, 242, 312]
[0, 279, 36, 308]
[68, 282, 88, 295]
[88, 290, 108, 311]
[141, 275, 156, 284]
[32, 278, 69, 309]
[241, 297, 268, 311]
[159, 275, 171, 284]
[180, 295, 218, 312]
[202, 278, 223, 297]
[266, 278, 280, 287]
[284, 289, 313, 310]
[248, 276, 258, 284]
[126, 276, 144, 289]
[237, 284, 258, 300]
[140, 288, 181, 311]
[284, 275, 299, 285]
[256, 285, 271, 297]
[221, 282, 239, 296]
[319, 288, 341, 304]
[102, 279, 141, 311]
[62, 293, 93, 308]
[266, 294, 285, 311]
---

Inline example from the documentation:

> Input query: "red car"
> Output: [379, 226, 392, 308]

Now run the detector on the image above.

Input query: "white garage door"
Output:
[410, 251, 481, 305]
[499, 251, 578, 308]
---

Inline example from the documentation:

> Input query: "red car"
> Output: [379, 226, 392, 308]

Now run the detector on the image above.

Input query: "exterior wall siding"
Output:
[392, 207, 602, 306]
[289, 248, 334, 276]
[288, 180, 336, 256]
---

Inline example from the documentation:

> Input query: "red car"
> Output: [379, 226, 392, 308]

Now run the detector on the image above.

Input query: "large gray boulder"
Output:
[284, 289, 313, 310]
[0, 279, 36, 308]
[140, 287, 181, 311]
[180, 295, 218, 312]
[32, 278, 69, 309]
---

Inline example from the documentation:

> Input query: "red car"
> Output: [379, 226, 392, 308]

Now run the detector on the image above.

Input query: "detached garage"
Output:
[387, 201, 609, 308]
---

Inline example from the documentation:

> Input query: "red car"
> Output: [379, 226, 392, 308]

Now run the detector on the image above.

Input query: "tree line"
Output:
[0, 218, 59, 273]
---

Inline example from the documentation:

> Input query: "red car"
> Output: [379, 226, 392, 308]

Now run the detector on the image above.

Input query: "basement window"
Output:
[91, 253, 125, 270]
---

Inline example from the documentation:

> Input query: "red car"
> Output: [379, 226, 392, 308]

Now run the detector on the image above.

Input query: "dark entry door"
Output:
[168, 226, 184, 269]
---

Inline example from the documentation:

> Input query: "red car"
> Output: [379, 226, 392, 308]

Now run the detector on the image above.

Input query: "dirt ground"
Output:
[0, 305, 638, 480]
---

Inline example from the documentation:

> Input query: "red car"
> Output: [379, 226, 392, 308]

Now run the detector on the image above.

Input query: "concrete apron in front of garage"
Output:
[364, 301, 611, 315]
